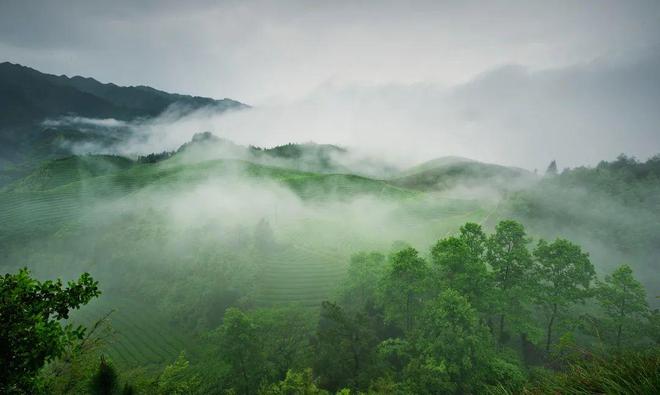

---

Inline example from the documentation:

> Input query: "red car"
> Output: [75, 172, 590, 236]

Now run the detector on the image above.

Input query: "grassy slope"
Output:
[391, 157, 532, 191]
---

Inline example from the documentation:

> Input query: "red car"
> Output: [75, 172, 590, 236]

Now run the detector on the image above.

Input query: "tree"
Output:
[158, 352, 201, 395]
[486, 220, 533, 345]
[404, 289, 495, 394]
[89, 356, 118, 395]
[260, 368, 329, 395]
[430, 225, 490, 313]
[459, 222, 487, 260]
[596, 265, 649, 349]
[546, 160, 558, 176]
[379, 247, 428, 333]
[533, 239, 595, 352]
[252, 306, 315, 380]
[0, 268, 100, 393]
[314, 301, 379, 391]
[218, 308, 266, 395]
[341, 252, 386, 310]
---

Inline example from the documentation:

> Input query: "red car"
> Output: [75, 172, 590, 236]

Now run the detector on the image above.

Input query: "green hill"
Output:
[391, 156, 533, 192]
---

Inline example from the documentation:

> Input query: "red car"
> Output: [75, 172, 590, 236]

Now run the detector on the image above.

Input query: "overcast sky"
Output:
[1, 0, 659, 169]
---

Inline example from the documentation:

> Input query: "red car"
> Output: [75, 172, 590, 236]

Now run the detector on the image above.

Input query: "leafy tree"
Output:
[218, 308, 266, 395]
[404, 289, 495, 394]
[260, 368, 329, 395]
[89, 356, 118, 395]
[379, 247, 428, 333]
[158, 352, 201, 395]
[430, 226, 490, 313]
[314, 301, 379, 391]
[341, 252, 386, 310]
[459, 222, 488, 260]
[252, 306, 315, 380]
[0, 268, 100, 394]
[596, 265, 650, 349]
[546, 160, 558, 176]
[533, 239, 595, 352]
[486, 220, 533, 345]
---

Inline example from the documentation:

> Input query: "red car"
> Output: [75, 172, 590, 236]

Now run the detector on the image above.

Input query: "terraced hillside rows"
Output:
[0, 155, 415, 242]
[70, 296, 188, 369]
[253, 246, 348, 308]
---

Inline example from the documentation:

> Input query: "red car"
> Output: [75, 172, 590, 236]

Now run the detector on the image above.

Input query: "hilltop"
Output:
[391, 155, 534, 192]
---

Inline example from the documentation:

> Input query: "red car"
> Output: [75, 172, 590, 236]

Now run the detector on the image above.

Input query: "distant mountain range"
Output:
[0, 62, 246, 166]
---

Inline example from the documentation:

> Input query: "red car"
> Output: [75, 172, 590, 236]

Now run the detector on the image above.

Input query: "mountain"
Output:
[0, 62, 246, 168]
[391, 156, 534, 192]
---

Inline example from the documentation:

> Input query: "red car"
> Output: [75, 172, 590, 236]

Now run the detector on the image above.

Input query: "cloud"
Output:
[47, 45, 660, 171]
[42, 117, 129, 129]
[1, 1, 659, 103]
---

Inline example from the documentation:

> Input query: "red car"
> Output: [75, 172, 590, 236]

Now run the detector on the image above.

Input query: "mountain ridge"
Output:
[0, 61, 247, 174]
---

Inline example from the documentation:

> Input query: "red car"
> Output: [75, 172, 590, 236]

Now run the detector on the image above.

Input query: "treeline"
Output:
[508, 154, 660, 295]
[3, 220, 659, 394]
[133, 220, 660, 393]
[303, 220, 657, 393]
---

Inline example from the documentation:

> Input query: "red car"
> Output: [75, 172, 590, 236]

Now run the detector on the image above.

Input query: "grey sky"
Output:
[1, 0, 659, 168]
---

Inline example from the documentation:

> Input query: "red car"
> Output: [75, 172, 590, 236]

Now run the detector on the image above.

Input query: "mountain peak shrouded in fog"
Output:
[0, 61, 247, 167]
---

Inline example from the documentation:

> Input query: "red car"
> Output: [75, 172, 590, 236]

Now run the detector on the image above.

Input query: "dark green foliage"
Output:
[252, 307, 315, 380]
[217, 308, 266, 395]
[379, 247, 428, 333]
[314, 302, 380, 391]
[341, 252, 386, 310]
[595, 264, 650, 349]
[486, 220, 534, 345]
[260, 368, 329, 395]
[430, 223, 490, 311]
[89, 356, 119, 395]
[0, 268, 100, 394]
[137, 151, 174, 164]
[404, 289, 495, 394]
[157, 352, 201, 394]
[121, 383, 135, 395]
[207, 306, 315, 393]
[532, 239, 595, 352]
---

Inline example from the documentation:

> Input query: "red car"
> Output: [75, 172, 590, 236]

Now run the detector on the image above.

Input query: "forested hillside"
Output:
[506, 155, 660, 294]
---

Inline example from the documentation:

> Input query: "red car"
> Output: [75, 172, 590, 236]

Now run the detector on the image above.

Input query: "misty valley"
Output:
[1, 58, 659, 394]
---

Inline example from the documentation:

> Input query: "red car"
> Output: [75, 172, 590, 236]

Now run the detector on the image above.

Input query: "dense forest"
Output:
[2, 218, 658, 394]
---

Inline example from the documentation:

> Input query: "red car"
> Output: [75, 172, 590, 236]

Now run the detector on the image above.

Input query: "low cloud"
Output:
[47, 47, 660, 171]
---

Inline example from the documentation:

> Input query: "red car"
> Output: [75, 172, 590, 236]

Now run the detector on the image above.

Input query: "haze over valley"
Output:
[1, 1, 659, 394]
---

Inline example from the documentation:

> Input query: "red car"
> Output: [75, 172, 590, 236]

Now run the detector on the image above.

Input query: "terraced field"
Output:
[254, 246, 348, 308]
[70, 296, 188, 368]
